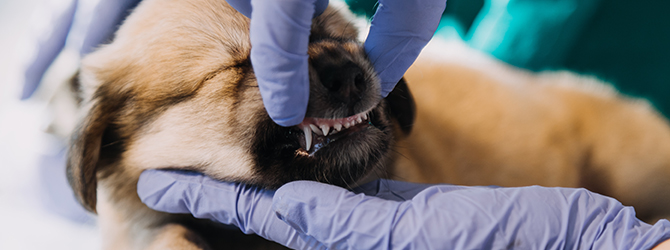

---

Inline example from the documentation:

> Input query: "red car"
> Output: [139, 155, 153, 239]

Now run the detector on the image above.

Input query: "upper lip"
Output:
[297, 107, 374, 151]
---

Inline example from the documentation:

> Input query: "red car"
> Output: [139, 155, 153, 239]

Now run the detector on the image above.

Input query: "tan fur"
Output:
[66, 1, 670, 249]
[73, 0, 274, 249]
[146, 224, 210, 250]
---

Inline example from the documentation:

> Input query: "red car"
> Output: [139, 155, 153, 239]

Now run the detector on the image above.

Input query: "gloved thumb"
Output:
[138, 169, 246, 226]
[272, 181, 402, 249]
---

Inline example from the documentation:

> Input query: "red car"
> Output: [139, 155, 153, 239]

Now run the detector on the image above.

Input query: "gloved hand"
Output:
[225, 0, 446, 126]
[138, 169, 670, 250]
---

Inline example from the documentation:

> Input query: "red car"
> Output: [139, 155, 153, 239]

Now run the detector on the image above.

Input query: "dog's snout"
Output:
[306, 41, 380, 118]
[318, 61, 367, 101]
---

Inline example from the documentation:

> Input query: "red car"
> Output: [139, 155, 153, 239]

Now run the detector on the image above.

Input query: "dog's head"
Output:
[67, 0, 415, 212]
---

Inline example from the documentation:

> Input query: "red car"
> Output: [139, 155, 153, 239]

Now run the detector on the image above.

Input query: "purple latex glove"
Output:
[226, 0, 445, 126]
[138, 170, 326, 249]
[365, 0, 446, 97]
[138, 169, 670, 250]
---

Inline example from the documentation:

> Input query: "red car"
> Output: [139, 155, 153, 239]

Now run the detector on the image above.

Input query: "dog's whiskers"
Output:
[322, 171, 331, 185]
[102, 140, 123, 148]
[343, 162, 356, 190]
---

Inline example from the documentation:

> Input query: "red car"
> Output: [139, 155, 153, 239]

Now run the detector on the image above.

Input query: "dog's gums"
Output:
[297, 107, 375, 152]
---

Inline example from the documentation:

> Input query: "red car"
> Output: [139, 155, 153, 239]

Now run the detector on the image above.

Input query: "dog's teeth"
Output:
[362, 113, 368, 120]
[320, 124, 330, 136]
[356, 117, 363, 124]
[344, 122, 351, 129]
[334, 123, 342, 131]
[310, 124, 323, 136]
[303, 126, 312, 151]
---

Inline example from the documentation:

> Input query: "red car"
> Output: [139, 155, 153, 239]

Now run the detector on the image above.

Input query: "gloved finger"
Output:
[226, 0, 252, 17]
[249, 0, 328, 126]
[352, 178, 451, 201]
[272, 180, 483, 249]
[138, 169, 251, 226]
[138, 170, 328, 249]
[228, 0, 328, 18]
[273, 180, 403, 249]
[365, 0, 446, 97]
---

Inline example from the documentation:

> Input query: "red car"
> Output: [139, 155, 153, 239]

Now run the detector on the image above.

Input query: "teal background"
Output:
[346, 0, 670, 118]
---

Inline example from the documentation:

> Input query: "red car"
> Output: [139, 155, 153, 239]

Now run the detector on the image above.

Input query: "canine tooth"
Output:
[334, 123, 342, 131]
[320, 124, 330, 136]
[310, 124, 323, 136]
[303, 126, 312, 151]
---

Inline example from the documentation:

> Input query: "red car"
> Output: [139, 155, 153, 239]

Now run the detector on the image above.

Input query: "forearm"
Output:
[382, 185, 670, 249]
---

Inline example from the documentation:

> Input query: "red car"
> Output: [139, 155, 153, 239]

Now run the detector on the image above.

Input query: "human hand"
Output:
[225, 0, 446, 126]
[136, 169, 430, 249]
[138, 169, 670, 249]
[137, 169, 329, 249]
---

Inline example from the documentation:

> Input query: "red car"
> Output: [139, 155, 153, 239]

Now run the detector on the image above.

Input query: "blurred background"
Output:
[0, 0, 99, 249]
[0, 0, 668, 249]
[349, 0, 670, 118]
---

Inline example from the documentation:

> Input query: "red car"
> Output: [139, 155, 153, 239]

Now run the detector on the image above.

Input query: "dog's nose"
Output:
[318, 61, 366, 101]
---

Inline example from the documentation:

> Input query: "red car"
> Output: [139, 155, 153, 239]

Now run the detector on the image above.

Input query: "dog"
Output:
[65, 0, 670, 249]
[68, 0, 410, 249]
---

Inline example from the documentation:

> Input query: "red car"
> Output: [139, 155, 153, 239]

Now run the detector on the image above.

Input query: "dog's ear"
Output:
[385, 78, 416, 135]
[66, 81, 123, 213]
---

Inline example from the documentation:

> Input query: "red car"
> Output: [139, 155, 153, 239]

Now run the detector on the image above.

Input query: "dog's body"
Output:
[396, 41, 670, 222]
[64, 0, 670, 249]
